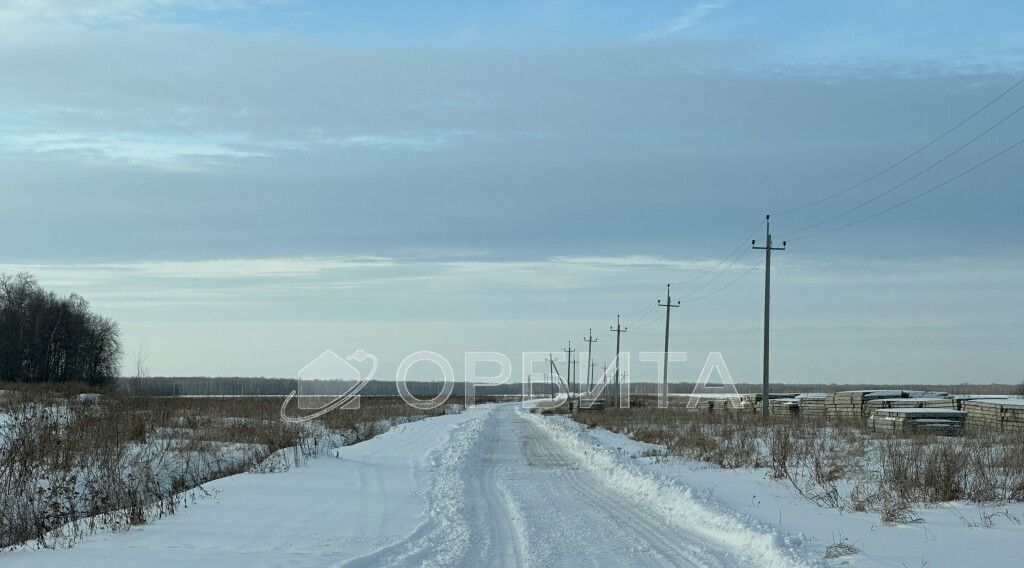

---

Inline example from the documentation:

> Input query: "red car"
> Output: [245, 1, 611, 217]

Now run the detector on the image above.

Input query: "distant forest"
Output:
[0, 273, 121, 386]
[2, 271, 1017, 396]
[116, 376, 1019, 397]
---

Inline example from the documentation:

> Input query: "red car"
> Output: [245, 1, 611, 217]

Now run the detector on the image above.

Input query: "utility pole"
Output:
[546, 354, 565, 400]
[572, 358, 578, 397]
[563, 342, 576, 400]
[610, 315, 627, 408]
[583, 329, 598, 391]
[752, 214, 786, 421]
[546, 355, 555, 399]
[658, 284, 680, 408]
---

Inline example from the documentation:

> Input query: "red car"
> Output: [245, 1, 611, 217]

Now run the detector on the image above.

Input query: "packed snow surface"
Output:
[6, 402, 1024, 567]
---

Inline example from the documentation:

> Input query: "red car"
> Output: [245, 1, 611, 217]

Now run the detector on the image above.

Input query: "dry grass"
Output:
[574, 398, 1024, 522]
[823, 541, 860, 559]
[0, 384, 464, 548]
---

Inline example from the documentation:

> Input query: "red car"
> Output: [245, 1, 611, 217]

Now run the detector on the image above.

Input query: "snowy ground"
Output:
[5, 402, 1023, 567]
[543, 412, 1024, 568]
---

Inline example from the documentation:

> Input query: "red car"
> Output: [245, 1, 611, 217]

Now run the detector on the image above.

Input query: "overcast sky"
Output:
[2, 0, 1023, 384]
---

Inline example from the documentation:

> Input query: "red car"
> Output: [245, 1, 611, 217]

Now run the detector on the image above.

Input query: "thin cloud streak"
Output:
[4, 253, 1018, 312]
[638, 0, 732, 40]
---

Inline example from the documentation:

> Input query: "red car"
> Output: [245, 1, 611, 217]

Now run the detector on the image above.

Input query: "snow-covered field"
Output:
[541, 412, 1024, 567]
[4, 402, 1023, 567]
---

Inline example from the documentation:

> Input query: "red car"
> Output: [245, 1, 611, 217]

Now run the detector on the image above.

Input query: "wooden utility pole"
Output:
[610, 315, 627, 407]
[547, 355, 557, 399]
[563, 342, 576, 400]
[658, 284, 680, 408]
[752, 214, 786, 421]
[583, 329, 598, 390]
[571, 358, 578, 397]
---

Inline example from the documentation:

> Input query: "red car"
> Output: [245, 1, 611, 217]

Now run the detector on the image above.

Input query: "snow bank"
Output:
[340, 406, 489, 568]
[523, 409, 821, 568]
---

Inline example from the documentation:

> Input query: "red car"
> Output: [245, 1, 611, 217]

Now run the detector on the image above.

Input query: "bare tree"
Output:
[0, 272, 121, 386]
[134, 339, 149, 379]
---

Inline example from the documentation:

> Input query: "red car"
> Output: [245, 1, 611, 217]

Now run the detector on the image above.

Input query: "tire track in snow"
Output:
[522, 409, 819, 568]
[461, 410, 529, 567]
[342, 406, 490, 568]
[346, 404, 810, 567]
[516, 412, 735, 567]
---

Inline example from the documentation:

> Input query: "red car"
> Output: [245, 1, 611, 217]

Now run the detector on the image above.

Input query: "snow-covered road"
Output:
[354, 404, 759, 567]
[463, 408, 746, 567]
[4, 403, 810, 567]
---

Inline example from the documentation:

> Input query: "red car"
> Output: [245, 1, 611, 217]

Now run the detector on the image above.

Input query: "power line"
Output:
[616, 220, 766, 322]
[616, 221, 763, 322]
[622, 300, 658, 326]
[789, 132, 1024, 242]
[628, 304, 671, 329]
[674, 246, 754, 300]
[668, 220, 764, 292]
[677, 257, 764, 304]
[627, 301, 664, 328]
[784, 98, 1024, 239]
[619, 300, 658, 319]
[778, 75, 1024, 216]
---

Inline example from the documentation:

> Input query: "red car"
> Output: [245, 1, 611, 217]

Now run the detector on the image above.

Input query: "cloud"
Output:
[0, 253, 726, 304]
[0, 7, 1019, 268]
[317, 131, 473, 153]
[0, 124, 471, 169]
[129, 256, 398, 278]
[12, 251, 1012, 312]
[0, 130, 266, 169]
[0, 256, 396, 283]
[551, 255, 721, 270]
[0, 0, 281, 27]
[638, 0, 731, 40]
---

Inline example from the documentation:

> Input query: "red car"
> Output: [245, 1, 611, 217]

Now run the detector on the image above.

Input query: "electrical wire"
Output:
[619, 300, 658, 320]
[784, 99, 1024, 239]
[789, 133, 1024, 242]
[628, 313, 665, 330]
[624, 301, 659, 327]
[679, 257, 765, 303]
[592, 80, 1024, 333]
[777, 75, 1024, 216]
[612, 219, 765, 322]
[667, 220, 765, 290]
[674, 246, 754, 300]
[627, 304, 663, 328]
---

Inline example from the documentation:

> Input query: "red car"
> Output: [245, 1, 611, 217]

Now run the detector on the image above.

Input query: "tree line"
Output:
[116, 377, 1020, 397]
[0, 272, 121, 386]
